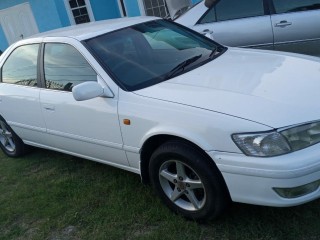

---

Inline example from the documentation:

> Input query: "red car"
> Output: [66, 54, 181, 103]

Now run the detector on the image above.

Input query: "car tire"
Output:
[0, 116, 27, 157]
[149, 140, 230, 221]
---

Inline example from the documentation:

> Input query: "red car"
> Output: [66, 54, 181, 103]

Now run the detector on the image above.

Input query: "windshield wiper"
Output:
[166, 54, 202, 79]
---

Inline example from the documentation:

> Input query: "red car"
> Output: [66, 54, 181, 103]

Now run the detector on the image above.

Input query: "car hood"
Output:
[134, 48, 320, 128]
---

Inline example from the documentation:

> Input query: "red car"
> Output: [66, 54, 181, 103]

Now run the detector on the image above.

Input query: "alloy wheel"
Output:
[0, 120, 15, 152]
[159, 160, 206, 211]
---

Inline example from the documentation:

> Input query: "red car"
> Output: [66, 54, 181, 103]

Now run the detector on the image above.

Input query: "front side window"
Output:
[86, 20, 223, 91]
[272, 0, 320, 14]
[200, 0, 265, 24]
[44, 43, 96, 91]
[1, 44, 39, 86]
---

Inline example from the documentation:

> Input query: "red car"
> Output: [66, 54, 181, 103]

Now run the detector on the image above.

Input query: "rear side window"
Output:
[44, 43, 96, 91]
[273, 0, 320, 14]
[199, 0, 265, 24]
[2, 44, 39, 86]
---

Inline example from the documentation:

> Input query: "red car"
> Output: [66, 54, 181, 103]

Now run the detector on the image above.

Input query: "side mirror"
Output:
[72, 81, 114, 101]
[202, 29, 214, 40]
[204, 0, 217, 8]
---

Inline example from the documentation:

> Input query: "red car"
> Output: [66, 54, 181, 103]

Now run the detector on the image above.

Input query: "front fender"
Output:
[140, 125, 213, 151]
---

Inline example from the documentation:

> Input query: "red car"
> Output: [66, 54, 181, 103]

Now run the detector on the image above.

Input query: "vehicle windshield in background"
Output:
[174, 1, 202, 20]
[85, 20, 224, 91]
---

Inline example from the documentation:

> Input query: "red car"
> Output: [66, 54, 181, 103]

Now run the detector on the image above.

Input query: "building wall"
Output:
[0, 0, 68, 32]
[124, 0, 141, 17]
[90, 0, 121, 20]
[29, 0, 65, 32]
[0, 0, 70, 50]
[0, 25, 8, 52]
[54, 0, 71, 27]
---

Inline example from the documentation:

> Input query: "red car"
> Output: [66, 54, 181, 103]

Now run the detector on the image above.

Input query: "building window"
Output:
[65, 0, 95, 25]
[142, 0, 170, 18]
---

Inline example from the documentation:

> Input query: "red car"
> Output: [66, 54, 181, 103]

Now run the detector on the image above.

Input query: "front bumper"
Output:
[207, 144, 320, 207]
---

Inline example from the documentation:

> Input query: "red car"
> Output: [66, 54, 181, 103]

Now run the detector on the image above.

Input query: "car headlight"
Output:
[232, 121, 320, 157]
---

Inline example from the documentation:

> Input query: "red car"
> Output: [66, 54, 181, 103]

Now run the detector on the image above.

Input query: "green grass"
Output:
[0, 149, 319, 240]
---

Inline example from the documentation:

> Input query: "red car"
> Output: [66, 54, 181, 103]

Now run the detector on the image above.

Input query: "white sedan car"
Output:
[0, 16, 320, 220]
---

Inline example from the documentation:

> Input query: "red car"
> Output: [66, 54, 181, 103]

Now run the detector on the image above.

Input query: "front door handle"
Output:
[201, 29, 214, 40]
[43, 104, 55, 111]
[201, 29, 213, 34]
[275, 20, 292, 28]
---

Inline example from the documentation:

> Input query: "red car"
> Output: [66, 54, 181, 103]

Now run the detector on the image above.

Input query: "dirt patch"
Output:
[127, 224, 159, 239]
[48, 226, 79, 240]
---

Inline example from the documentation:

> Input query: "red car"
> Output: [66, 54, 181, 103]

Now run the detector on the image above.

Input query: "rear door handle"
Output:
[275, 20, 292, 28]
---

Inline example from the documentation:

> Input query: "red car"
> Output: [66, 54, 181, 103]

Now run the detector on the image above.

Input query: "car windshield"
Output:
[85, 19, 225, 91]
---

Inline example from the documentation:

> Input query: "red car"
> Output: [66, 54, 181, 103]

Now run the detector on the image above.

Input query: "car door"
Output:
[192, 0, 274, 49]
[0, 42, 47, 144]
[39, 41, 129, 166]
[270, 0, 320, 56]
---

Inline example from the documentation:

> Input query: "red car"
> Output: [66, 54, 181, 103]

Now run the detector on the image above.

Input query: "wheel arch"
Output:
[139, 133, 229, 199]
[0, 113, 28, 157]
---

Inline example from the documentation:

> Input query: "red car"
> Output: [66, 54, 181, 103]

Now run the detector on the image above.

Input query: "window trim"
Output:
[117, 0, 127, 17]
[116, 0, 148, 17]
[137, 0, 146, 16]
[39, 43, 45, 88]
[268, 0, 320, 15]
[196, 0, 271, 25]
[63, 0, 95, 25]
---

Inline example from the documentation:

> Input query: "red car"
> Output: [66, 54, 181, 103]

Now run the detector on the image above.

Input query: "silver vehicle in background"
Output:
[175, 0, 320, 57]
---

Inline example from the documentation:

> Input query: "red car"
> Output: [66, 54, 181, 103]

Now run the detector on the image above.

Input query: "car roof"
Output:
[31, 16, 160, 41]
